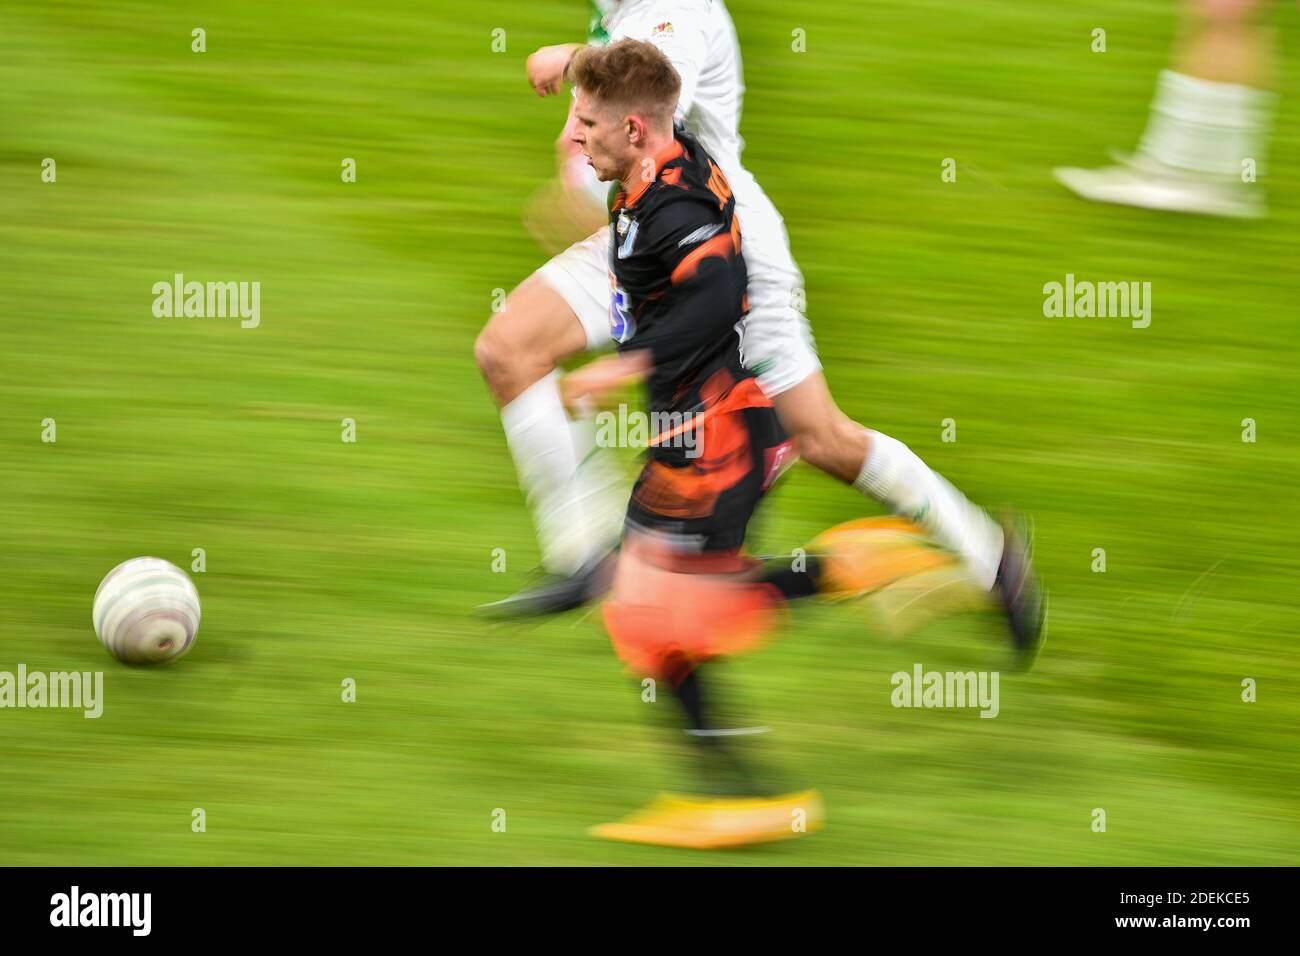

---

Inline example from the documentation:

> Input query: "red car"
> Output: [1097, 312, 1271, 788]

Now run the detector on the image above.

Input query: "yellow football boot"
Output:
[810, 517, 956, 597]
[589, 789, 824, 849]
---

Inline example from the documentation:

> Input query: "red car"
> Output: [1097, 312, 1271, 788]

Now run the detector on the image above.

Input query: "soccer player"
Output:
[560, 39, 820, 846]
[1055, 0, 1279, 218]
[475, 0, 1042, 664]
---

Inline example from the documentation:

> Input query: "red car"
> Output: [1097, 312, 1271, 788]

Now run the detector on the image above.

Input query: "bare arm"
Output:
[561, 351, 653, 413]
[526, 42, 584, 96]
[522, 71, 610, 254]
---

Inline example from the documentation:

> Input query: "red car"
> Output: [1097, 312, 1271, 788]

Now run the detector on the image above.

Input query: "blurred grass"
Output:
[0, 0, 1297, 864]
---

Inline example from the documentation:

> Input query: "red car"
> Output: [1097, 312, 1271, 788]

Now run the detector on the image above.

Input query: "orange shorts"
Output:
[604, 369, 796, 677]
[601, 535, 788, 677]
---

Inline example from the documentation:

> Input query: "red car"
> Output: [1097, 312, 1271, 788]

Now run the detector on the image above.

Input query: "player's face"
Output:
[572, 90, 632, 183]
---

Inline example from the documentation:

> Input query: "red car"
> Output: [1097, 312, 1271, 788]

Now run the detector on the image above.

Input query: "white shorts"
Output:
[534, 194, 821, 397]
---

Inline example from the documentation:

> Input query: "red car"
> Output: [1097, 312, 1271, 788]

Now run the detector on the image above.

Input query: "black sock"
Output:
[660, 658, 773, 797]
[759, 554, 823, 601]
[673, 666, 709, 733]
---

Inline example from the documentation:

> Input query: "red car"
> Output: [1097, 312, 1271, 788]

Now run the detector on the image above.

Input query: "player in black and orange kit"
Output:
[559, 39, 828, 848]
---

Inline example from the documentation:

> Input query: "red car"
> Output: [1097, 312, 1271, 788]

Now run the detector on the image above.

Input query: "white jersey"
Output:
[546, 0, 818, 395]
[604, 0, 746, 176]
[603, 1, 803, 284]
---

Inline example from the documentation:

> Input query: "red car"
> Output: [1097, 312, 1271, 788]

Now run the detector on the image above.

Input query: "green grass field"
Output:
[1, 0, 1297, 865]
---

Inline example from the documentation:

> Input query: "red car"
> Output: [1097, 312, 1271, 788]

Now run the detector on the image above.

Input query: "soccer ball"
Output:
[92, 557, 201, 664]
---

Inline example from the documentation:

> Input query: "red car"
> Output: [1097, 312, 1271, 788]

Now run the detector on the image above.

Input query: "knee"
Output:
[474, 312, 544, 396]
[473, 317, 508, 382]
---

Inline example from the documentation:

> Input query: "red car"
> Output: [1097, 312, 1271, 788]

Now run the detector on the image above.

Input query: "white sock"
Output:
[1136, 70, 1276, 178]
[501, 371, 623, 575]
[855, 430, 1004, 590]
[566, 412, 627, 561]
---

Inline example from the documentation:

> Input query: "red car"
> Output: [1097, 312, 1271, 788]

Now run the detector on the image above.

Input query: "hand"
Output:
[561, 353, 651, 413]
[560, 361, 620, 413]
[522, 176, 608, 256]
[526, 43, 582, 96]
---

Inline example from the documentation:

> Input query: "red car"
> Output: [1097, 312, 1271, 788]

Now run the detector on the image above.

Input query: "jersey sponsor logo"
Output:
[678, 222, 724, 247]
[610, 284, 636, 343]
[652, 21, 674, 35]
[616, 219, 640, 259]
[587, 0, 612, 43]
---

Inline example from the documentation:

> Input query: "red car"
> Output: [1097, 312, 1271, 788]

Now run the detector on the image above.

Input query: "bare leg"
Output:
[769, 372, 867, 482]
[771, 372, 1004, 589]
[475, 273, 587, 407]
[474, 274, 622, 575]
[1174, 0, 1274, 85]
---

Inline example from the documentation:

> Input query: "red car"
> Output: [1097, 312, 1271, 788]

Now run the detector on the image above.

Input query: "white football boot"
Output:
[1054, 153, 1266, 220]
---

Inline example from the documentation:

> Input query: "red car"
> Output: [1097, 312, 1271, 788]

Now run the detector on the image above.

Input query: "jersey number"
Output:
[610, 284, 636, 343]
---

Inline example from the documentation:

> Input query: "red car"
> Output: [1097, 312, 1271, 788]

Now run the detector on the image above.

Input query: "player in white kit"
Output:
[474, 1, 1043, 664]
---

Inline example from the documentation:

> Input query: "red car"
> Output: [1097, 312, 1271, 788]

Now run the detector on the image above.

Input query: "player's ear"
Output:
[626, 113, 647, 146]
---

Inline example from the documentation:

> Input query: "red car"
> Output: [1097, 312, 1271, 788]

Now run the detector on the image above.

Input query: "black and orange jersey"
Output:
[608, 128, 749, 428]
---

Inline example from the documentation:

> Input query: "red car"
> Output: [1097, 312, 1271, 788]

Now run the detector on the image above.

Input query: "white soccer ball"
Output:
[92, 557, 201, 664]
